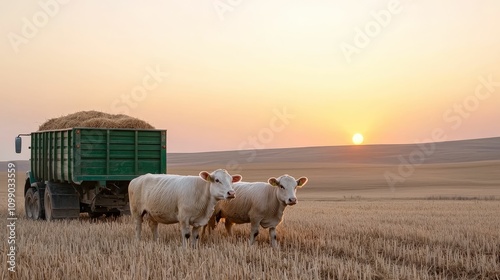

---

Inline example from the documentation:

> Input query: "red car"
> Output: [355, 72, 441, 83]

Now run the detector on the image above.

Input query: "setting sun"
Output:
[352, 133, 364, 145]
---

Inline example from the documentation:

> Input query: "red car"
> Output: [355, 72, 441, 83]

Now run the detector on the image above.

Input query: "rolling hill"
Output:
[2, 137, 499, 199]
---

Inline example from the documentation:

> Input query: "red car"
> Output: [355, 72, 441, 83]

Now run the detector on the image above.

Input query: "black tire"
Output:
[105, 210, 121, 218]
[25, 188, 34, 219]
[44, 187, 53, 221]
[89, 212, 103, 219]
[32, 191, 45, 220]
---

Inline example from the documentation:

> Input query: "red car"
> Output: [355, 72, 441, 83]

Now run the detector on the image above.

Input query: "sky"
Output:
[1, 0, 499, 161]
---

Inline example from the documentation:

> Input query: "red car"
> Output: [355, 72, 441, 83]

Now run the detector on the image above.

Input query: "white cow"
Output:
[206, 174, 308, 248]
[128, 169, 242, 247]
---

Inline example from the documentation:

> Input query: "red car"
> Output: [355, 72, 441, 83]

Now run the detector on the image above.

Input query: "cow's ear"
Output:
[268, 178, 279, 187]
[296, 177, 308, 188]
[199, 171, 213, 182]
[232, 175, 242, 183]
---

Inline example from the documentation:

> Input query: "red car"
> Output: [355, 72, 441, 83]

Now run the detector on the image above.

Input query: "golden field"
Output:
[1, 137, 500, 279]
[1, 200, 499, 279]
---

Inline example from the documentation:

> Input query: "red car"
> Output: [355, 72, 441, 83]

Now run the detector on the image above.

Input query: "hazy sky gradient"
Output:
[1, 0, 499, 161]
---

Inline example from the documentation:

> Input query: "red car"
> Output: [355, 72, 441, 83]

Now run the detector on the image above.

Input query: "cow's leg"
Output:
[180, 220, 191, 248]
[133, 211, 144, 240]
[269, 227, 278, 248]
[201, 225, 207, 240]
[249, 220, 261, 245]
[148, 218, 159, 241]
[134, 218, 142, 240]
[191, 226, 201, 248]
[208, 212, 217, 233]
[224, 219, 234, 236]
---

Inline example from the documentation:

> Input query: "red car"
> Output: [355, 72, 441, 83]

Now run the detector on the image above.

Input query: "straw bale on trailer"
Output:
[38, 111, 154, 131]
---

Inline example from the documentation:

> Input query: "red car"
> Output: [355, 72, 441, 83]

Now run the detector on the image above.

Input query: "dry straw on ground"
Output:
[38, 111, 154, 131]
[1, 200, 499, 280]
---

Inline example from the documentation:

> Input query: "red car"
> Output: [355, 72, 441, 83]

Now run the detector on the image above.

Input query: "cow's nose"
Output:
[288, 198, 297, 205]
[227, 190, 236, 198]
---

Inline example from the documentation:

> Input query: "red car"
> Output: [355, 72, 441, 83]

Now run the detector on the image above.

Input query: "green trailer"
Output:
[15, 128, 167, 220]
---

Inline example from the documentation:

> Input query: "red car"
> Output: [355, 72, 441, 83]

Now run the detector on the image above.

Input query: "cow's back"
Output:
[130, 174, 179, 205]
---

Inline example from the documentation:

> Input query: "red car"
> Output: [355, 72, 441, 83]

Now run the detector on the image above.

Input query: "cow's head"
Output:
[200, 169, 242, 200]
[269, 175, 308, 206]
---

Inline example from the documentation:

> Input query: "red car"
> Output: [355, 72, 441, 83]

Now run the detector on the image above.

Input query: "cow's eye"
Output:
[279, 185, 285, 189]
[215, 179, 220, 183]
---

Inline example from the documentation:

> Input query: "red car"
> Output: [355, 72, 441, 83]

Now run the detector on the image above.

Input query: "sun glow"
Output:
[352, 133, 364, 145]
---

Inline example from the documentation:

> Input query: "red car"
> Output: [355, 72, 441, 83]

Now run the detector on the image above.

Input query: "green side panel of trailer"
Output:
[30, 128, 167, 183]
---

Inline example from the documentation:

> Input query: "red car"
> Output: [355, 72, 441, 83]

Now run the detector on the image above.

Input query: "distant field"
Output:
[167, 137, 500, 199]
[2, 161, 500, 200]
[166, 160, 500, 200]
[1, 138, 499, 279]
[2, 137, 500, 199]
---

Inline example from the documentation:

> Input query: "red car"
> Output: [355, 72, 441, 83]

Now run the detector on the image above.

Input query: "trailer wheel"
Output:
[88, 212, 103, 219]
[25, 188, 34, 219]
[105, 210, 121, 218]
[44, 187, 54, 221]
[32, 190, 45, 220]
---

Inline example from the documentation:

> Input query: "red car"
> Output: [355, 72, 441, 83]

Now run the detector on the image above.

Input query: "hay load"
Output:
[38, 111, 155, 131]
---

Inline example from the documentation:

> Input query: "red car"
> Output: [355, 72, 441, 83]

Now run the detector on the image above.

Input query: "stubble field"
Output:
[1, 196, 499, 279]
[2, 138, 500, 279]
